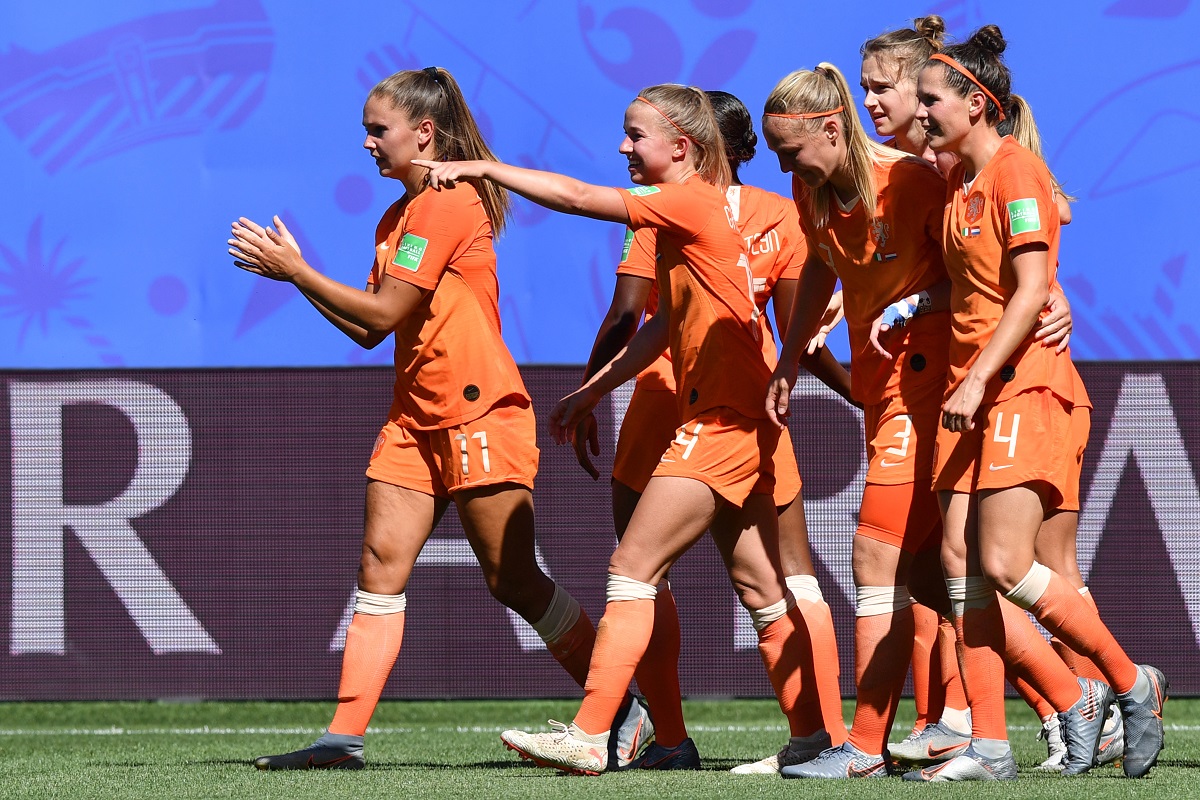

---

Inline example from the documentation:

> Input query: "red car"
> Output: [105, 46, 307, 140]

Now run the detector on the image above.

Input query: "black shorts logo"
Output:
[689, 388, 699, 405]
[463, 384, 481, 402]
[910, 353, 927, 372]
[1000, 365, 1016, 383]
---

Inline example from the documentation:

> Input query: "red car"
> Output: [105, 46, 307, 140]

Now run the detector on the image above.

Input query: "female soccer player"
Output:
[227, 66, 650, 771]
[761, 61, 1113, 782]
[575, 90, 852, 773]
[908, 26, 1166, 780]
[418, 84, 819, 776]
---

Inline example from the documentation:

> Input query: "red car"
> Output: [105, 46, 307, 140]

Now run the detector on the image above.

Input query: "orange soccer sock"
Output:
[938, 618, 968, 716]
[633, 587, 687, 748]
[573, 599, 655, 736]
[328, 611, 406, 736]
[847, 606, 913, 756]
[1049, 588, 1107, 683]
[1007, 669, 1056, 720]
[911, 603, 941, 731]
[756, 607, 812, 738]
[1025, 572, 1138, 694]
[997, 597, 1081, 712]
[794, 597, 848, 745]
[544, 608, 597, 689]
[954, 599, 1008, 741]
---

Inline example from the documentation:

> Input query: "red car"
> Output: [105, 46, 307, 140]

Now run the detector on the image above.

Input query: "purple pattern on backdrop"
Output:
[334, 175, 373, 215]
[579, 4, 684, 88]
[1105, 0, 1191, 17]
[0, 0, 273, 174]
[926, 0, 986, 37]
[690, 0, 753, 18]
[687, 29, 756, 89]
[148, 276, 188, 316]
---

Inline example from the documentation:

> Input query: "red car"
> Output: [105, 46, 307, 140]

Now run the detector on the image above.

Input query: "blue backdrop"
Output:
[2, 0, 1195, 367]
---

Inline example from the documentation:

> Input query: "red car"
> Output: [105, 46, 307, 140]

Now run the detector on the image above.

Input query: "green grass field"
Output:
[0, 698, 1196, 799]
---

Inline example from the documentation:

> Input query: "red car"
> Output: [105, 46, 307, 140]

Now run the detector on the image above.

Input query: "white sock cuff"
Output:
[606, 574, 658, 603]
[946, 576, 991, 615]
[1004, 562, 1053, 610]
[785, 574, 823, 604]
[1079, 585, 1091, 597]
[531, 583, 582, 643]
[945, 577, 969, 601]
[749, 595, 796, 631]
[855, 585, 913, 617]
[354, 589, 407, 615]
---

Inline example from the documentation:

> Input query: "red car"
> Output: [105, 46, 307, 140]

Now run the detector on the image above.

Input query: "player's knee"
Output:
[979, 553, 1025, 595]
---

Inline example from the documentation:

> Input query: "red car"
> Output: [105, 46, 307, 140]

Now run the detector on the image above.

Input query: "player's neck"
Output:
[956, 127, 1003, 184]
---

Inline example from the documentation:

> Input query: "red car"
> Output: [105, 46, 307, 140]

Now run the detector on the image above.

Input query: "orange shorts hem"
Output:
[856, 480, 942, 554]
[1052, 405, 1090, 512]
[651, 408, 777, 507]
[933, 388, 1071, 504]
[612, 386, 679, 494]
[366, 399, 539, 497]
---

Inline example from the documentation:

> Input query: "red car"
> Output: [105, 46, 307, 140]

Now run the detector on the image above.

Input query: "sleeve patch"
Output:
[620, 228, 635, 261]
[392, 233, 429, 271]
[1006, 198, 1041, 236]
[626, 185, 661, 196]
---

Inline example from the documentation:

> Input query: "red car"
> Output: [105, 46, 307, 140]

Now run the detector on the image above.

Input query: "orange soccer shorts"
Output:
[651, 407, 778, 507]
[863, 377, 943, 486]
[612, 384, 679, 494]
[365, 398, 539, 496]
[933, 387, 1072, 504]
[772, 427, 803, 508]
[857, 479, 943, 554]
[1052, 404, 1090, 512]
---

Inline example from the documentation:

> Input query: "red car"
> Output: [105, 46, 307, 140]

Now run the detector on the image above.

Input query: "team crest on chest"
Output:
[964, 192, 986, 224]
[869, 217, 891, 249]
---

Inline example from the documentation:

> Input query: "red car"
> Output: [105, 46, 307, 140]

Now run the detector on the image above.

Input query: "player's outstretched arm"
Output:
[414, 159, 630, 224]
[230, 215, 425, 347]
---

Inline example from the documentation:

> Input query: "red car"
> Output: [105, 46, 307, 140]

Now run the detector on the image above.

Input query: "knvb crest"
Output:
[869, 217, 890, 249]
[0, 0, 274, 174]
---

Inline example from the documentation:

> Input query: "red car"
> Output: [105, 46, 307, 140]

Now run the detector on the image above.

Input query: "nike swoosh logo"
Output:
[848, 761, 884, 778]
[988, 463, 1014, 471]
[880, 459, 901, 467]
[617, 719, 644, 760]
[928, 743, 965, 758]
[307, 754, 356, 768]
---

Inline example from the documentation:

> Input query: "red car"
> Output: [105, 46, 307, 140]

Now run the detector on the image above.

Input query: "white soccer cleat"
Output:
[730, 731, 831, 774]
[889, 721, 971, 766]
[1034, 714, 1067, 772]
[501, 720, 609, 776]
[902, 742, 1017, 782]
[611, 696, 655, 769]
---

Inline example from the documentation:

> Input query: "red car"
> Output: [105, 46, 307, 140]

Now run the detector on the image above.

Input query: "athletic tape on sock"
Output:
[1003, 562, 1052, 610]
[606, 573, 658, 603]
[748, 595, 796, 631]
[354, 589, 407, 615]
[785, 574, 824, 605]
[855, 585, 913, 617]
[531, 582, 582, 643]
[945, 576, 991, 616]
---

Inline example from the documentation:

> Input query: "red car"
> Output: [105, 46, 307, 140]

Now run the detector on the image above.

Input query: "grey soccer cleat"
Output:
[1059, 677, 1115, 776]
[610, 695, 655, 769]
[1118, 665, 1167, 778]
[1034, 714, 1066, 772]
[889, 721, 971, 766]
[1095, 701, 1124, 766]
[254, 732, 365, 770]
[902, 742, 1017, 782]
[780, 742, 888, 779]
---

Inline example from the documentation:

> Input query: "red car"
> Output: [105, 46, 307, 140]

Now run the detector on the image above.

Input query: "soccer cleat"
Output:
[889, 721, 971, 766]
[1059, 677, 1115, 776]
[780, 742, 888, 780]
[1118, 665, 1167, 778]
[254, 732, 365, 770]
[627, 737, 701, 770]
[501, 720, 608, 776]
[730, 731, 831, 774]
[610, 695, 655, 769]
[1034, 714, 1066, 772]
[1095, 702, 1124, 766]
[902, 742, 1017, 782]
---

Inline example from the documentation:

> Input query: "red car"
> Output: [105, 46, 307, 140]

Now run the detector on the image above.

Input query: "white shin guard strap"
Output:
[606, 574, 658, 603]
[749, 595, 796, 632]
[531, 583, 582, 643]
[855, 585, 913, 617]
[354, 589, 407, 615]
[1004, 562, 1053, 610]
[785, 574, 824, 605]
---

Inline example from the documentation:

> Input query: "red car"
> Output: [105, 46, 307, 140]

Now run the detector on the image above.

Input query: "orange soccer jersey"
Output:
[619, 175, 772, 423]
[792, 156, 951, 407]
[941, 136, 1073, 405]
[368, 182, 529, 430]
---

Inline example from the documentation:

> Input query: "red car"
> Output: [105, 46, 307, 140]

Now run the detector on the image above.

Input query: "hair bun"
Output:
[972, 24, 1007, 56]
[914, 15, 945, 45]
